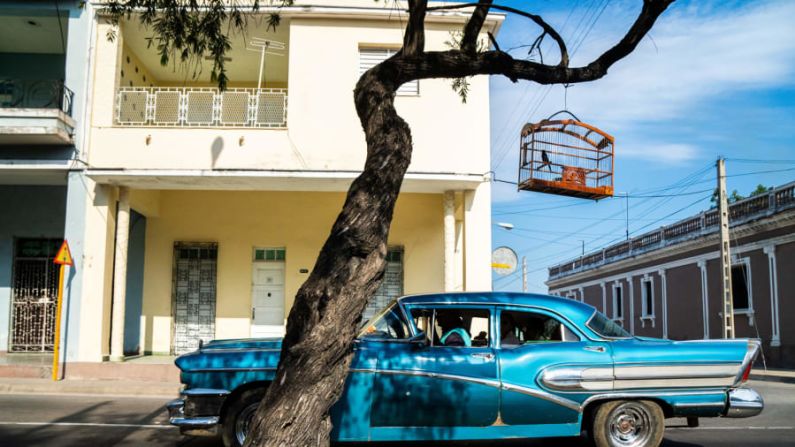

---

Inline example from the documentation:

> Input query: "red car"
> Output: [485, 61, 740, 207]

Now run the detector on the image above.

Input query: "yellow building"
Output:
[63, 1, 502, 365]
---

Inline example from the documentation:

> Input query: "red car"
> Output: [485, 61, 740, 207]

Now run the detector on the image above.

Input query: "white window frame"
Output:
[612, 281, 624, 323]
[640, 275, 655, 328]
[731, 257, 754, 324]
[358, 47, 419, 96]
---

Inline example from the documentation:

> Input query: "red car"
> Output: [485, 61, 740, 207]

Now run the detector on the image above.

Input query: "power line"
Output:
[727, 158, 795, 165]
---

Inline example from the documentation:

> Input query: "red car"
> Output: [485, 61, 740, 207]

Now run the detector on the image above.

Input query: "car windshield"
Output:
[358, 302, 412, 340]
[587, 311, 632, 338]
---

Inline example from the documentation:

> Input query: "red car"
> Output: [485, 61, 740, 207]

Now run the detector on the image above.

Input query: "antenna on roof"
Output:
[246, 38, 287, 90]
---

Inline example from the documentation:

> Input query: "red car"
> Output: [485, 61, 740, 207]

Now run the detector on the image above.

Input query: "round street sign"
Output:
[491, 246, 518, 276]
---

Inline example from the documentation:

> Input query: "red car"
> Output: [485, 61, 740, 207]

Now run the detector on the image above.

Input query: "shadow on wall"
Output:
[211, 136, 224, 169]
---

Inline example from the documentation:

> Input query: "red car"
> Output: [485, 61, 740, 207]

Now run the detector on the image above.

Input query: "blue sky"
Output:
[487, 0, 795, 291]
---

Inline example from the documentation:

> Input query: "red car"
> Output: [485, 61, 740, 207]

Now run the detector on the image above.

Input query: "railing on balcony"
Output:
[548, 181, 795, 280]
[115, 87, 287, 128]
[0, 79, 74, 116]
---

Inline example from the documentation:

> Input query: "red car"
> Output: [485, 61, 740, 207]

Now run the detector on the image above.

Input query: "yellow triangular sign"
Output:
[53, 240, 73, 266]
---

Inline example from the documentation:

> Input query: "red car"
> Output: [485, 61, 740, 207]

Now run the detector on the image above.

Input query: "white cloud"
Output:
[489, 0, 795, 198]
[564, 0, 795, 127]
[621, 143, 700, 164]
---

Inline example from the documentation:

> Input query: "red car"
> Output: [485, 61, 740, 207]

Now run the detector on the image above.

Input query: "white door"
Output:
[251, 262, 285, 338]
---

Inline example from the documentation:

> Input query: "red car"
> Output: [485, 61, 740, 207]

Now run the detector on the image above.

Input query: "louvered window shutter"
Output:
[358, 48, 419, 95]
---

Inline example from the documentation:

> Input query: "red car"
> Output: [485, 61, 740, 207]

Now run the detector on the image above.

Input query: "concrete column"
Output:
[463, 182, 492, 291]
[763, 245, 780, 347]
[658, 269, 668, 339]
[443, 191, 455, 292]
[600, 282, 607, 315]
[628, 277, 635, 335]
[110, 186, 130, 361]
[698, 260, 710, 339]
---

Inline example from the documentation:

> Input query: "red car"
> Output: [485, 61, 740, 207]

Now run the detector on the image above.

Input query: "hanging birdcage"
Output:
[518, 111, 614, 200]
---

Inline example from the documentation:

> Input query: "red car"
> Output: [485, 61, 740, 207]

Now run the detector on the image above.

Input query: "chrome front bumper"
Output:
[725, 387, 764, 418]
[167, 398, 220, 436]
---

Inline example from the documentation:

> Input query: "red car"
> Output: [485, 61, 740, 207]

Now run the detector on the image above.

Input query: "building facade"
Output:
[0, 0, 93, 356]
[547, 182, 795, 368]
[19, 0, 501, 371]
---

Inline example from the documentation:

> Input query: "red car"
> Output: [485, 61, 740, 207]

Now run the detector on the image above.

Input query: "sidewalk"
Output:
[0, 377, 180, 397]
[750, 368, 795, 384]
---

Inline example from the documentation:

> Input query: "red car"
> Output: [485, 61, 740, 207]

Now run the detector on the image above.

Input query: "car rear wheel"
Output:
[222, 388, 266, 447]
[591, 400, 664, 447]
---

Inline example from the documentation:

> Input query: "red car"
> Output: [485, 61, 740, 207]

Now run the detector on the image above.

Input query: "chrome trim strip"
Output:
[351, 368, 582, 412]
[541, 363, 740, 392]
[613, 377, 736, 389]
[181, 388, 230, 397]
[673, 402, 726, 408]
[539, 366, 613, 391]
[615, 364, 739, 380]
[170, 416, 220, 427]
[373, 369, 502, 389]
[500, 382, 581, 412]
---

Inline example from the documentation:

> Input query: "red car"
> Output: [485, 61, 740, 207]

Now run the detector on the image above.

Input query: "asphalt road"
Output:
[0, 381, 794, 447]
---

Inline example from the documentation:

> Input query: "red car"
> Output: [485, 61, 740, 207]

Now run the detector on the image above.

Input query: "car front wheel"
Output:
[222, 388, 266, 447]
[591, 399, 665, 447]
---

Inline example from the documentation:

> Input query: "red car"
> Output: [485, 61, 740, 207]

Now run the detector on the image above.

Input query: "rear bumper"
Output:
[725, 387, 764, 418]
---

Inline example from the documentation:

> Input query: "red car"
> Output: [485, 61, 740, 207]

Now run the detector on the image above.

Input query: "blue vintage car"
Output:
[167, 292, 763, 447]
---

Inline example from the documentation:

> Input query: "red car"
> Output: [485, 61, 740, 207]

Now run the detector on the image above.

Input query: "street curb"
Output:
[750, 374, 795, 385]
[0, 379, 180, 398]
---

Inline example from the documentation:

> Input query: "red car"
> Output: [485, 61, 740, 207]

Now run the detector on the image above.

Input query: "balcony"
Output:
[115, 87, 287, 128]
[0, 79, 75, 145]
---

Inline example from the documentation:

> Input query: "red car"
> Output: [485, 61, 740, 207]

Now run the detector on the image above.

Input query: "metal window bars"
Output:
[115, 87, 287, 128]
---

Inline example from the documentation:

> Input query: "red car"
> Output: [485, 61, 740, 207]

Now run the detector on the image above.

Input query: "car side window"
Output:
[500, 310, 580, 348]
[359, 303, 411, 340]
[410, 308, 490, 348]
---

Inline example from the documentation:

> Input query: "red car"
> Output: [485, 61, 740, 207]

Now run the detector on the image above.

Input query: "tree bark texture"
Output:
[243, 1, 674, 446]
[244, 58, 413, 447]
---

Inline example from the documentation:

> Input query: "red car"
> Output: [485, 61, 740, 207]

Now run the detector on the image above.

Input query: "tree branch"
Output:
[402, 0, 428, 56]
[461, 0, 493, 54]
[403, 0, 674, 83]
[426, 2, 569, 67]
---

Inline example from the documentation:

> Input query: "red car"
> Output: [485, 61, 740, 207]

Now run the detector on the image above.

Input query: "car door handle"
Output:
[471, 353, 494, 360]
[584, 346, 606, 353]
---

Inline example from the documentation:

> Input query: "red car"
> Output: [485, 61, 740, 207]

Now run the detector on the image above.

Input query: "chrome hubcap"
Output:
[607, 402, 652, 447]
[235, 403, 258, 445]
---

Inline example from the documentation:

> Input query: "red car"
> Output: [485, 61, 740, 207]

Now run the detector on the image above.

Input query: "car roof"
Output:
[398, 291, 597, 327]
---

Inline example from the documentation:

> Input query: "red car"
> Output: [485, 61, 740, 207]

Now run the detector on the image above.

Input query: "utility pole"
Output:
[717, 157, 735, 339]
[522, 256, 527, 292]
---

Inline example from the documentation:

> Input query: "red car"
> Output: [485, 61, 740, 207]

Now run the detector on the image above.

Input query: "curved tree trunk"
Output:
[244, 61, 411, 447]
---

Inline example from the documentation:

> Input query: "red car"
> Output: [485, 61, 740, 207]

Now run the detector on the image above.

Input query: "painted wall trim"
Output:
[763, 245, 780, 347]
[698, 260, 709, 339]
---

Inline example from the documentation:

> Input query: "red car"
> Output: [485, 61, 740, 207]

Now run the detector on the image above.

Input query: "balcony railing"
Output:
[548, 181, 795, 281]
[0, 79, 74, 116]
[115, 87, 287, 128]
